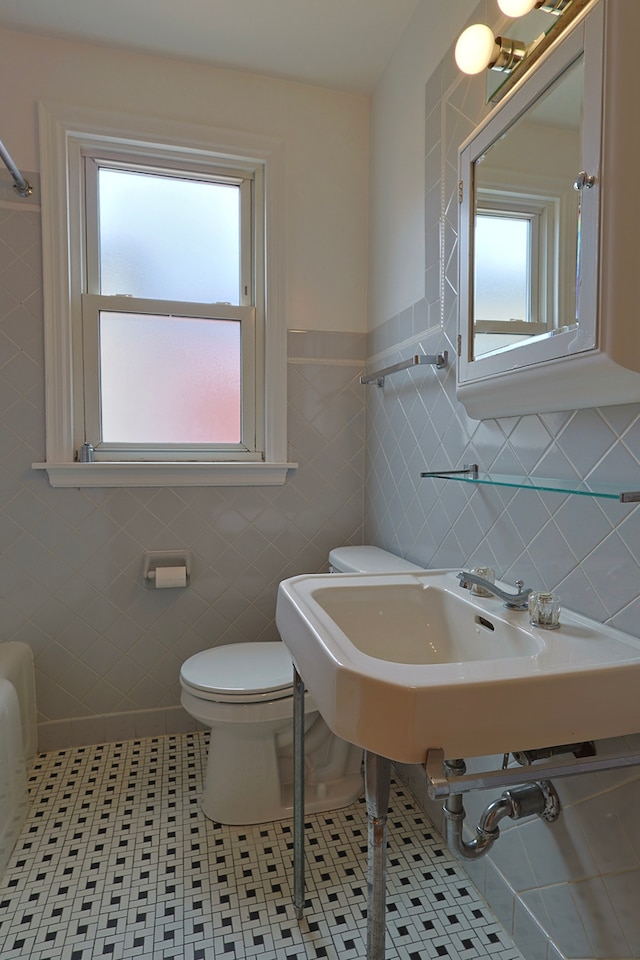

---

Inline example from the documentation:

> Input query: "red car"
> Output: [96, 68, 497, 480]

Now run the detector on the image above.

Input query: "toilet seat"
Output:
[180, 641, 295, 704]
[178, 547, 412, 824]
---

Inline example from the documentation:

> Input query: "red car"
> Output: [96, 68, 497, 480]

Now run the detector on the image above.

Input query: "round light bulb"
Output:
[454, 24, 499, 75]
[497, 0, 538, 16]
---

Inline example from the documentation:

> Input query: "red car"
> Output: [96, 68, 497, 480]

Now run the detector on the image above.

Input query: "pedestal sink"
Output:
[276, 569, 640, 762]
[276, 569, 640, 960]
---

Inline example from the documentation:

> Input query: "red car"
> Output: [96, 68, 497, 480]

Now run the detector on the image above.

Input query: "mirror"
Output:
[458, 0, 640, 420]
[473, 54, 583, 361]
[453, 1, 640, 419]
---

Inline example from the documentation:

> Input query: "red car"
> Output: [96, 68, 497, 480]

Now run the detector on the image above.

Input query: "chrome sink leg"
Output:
[293, 667, 305, 920]
[365, 751, 391, 960]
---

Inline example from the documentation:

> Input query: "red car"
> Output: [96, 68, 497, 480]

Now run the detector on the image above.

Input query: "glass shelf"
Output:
[420, 469, 640, 503]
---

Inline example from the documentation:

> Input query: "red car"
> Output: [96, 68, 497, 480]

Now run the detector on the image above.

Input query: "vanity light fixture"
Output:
[497, 0, 539, 14]
[455, 0, 576, 77]
[455, 23, 526, 75]
[497, 0, 573, 16]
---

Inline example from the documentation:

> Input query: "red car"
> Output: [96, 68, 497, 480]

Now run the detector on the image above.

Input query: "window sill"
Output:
[32, 461, 298, 488]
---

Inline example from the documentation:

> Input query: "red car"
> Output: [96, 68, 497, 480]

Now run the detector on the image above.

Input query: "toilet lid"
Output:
[180, 642, 295, 702]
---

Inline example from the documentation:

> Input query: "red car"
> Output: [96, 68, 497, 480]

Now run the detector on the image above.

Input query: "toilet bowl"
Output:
[180, 641, 362, 824]
[180, 546, 422, 825]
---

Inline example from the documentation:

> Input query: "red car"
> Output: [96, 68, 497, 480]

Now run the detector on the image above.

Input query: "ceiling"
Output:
[0, 0, 423, 95]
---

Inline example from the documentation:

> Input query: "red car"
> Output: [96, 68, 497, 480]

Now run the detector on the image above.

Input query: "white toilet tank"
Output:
[329, 545, 424, 574]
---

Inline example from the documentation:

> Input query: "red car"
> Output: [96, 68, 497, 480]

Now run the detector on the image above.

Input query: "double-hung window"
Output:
[35, 103, 291, 487]
[83, 154, 257, 460]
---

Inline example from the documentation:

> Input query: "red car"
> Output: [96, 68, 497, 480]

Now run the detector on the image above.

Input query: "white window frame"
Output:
[33, 101, 295, 487]
[82, 153, 258, 462]
[474, 188, 559, 341]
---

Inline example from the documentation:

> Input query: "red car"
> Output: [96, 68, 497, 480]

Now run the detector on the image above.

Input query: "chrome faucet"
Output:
[457, 571, 532, 610]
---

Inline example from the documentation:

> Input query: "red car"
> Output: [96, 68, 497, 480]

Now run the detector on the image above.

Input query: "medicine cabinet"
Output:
[457, 0, 640, 419]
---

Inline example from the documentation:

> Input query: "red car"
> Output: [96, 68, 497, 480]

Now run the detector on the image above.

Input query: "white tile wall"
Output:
[366, 13, 640, 960]
[0, 174, 365, 751]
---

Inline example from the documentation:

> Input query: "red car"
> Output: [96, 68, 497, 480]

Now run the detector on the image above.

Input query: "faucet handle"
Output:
[471, 567, 495, 597]
[528, 591, 561, 629]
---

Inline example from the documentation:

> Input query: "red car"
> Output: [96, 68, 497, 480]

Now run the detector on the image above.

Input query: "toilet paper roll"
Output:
[154, 566, 187, 589]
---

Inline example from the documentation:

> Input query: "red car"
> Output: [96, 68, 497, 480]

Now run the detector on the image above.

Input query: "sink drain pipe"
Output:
[442, 758, 560, 860]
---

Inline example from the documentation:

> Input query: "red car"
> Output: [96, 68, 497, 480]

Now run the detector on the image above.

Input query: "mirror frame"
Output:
[456, 0, 640, 419]
[461, 21, 597, 378]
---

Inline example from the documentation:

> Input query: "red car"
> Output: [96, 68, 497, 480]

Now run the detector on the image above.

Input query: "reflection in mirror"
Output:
[485, 0, 591, 104]
[487, 7, 557, 101]
[473, 53, 583, 360]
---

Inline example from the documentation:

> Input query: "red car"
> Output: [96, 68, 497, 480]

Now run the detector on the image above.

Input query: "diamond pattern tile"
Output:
[364, 49, 640, 640]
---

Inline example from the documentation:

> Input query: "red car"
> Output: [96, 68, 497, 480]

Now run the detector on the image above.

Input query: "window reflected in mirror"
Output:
[472, 53, 584, 360]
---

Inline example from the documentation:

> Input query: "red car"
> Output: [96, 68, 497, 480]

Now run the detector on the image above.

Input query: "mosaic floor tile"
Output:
[0, 733, 525, 960]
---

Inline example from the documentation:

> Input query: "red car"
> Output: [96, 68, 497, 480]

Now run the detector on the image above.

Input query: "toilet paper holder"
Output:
[143, 550, 191, 589]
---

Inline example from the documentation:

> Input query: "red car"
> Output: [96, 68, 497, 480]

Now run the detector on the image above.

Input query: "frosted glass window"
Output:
[99, 312, 241, 443]
[475, 215, 530, 322]
[98, 168, 241, 304]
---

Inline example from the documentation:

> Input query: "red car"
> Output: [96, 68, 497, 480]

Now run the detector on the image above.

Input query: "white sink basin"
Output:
[275, 570, 640, 762]
[312, 581, 543, 663]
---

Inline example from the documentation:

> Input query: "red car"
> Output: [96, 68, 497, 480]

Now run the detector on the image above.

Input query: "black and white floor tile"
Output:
[0, 733, 525, 960]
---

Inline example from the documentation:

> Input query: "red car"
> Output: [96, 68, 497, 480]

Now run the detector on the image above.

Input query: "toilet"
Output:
[179, 546, 423, 825]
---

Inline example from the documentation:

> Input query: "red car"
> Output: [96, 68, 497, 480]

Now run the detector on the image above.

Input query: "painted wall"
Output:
[368, 0, 478, 329]
[367, 1, 640, 958]
[0, 26, 369, 336]
[0, 26, 368, 745]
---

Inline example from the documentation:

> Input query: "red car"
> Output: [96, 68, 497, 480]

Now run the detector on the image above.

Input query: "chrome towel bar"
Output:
[360, 351, 448, 387]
